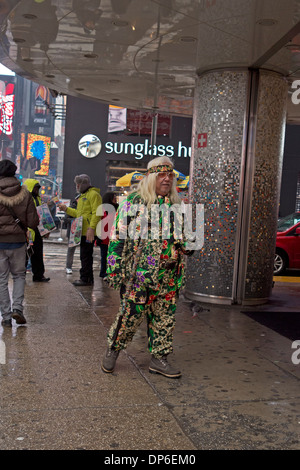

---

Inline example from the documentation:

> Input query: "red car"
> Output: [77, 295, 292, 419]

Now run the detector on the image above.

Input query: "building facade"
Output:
[0, 71, 65, 197]
[62, 95, 192, 199]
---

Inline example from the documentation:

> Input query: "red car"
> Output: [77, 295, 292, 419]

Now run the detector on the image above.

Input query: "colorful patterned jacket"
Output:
[106, 191, 193, 303]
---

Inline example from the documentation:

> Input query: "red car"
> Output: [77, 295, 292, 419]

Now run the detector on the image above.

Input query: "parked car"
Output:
[274, 212, 300, 275]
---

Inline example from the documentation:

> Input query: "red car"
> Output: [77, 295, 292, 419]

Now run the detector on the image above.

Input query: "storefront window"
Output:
[106, 159, 147, 197]
[108, 105, 171, 137]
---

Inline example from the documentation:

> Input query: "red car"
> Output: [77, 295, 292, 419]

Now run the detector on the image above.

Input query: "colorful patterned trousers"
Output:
[107, 267, 179, 358]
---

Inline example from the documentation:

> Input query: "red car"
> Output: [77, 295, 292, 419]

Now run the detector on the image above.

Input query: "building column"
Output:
[185, 68, 287, 305]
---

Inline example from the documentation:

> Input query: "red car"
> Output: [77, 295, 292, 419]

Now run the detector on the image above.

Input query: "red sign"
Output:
[198, 133, 207, 148]
[0, 82, 15, 138]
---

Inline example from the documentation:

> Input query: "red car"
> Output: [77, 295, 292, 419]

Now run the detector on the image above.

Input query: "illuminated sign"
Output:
[0, 81, 15, 138]
[26, 133, 51, 176]
[79, 135, 191, 160]
[78, 134, 101, 158]
[108, 107, 171, 136]
[105, 139, 191, 159]
[31, 83, 51, 127]
[108, 105, 127, 133]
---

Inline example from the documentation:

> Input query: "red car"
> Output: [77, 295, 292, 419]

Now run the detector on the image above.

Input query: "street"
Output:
[42, 233, 101, 277]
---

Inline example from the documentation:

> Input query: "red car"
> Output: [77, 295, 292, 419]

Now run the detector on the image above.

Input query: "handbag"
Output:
[6, 206, 34, 257]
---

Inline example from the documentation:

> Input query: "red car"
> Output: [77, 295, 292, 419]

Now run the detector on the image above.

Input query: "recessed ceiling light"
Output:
[257, 18, 278, 26]
[111, 20, 128, 27]
[285, 44, 300, 53]
[84, 53, 98, 58]
[179, 36, 197, 43]
[22, 13, 37, 20]
[13, 38, 26, 43]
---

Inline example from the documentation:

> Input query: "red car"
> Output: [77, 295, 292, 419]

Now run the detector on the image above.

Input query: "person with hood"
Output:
[0, 160, 39, 326]
[58, 174, 102, 286]
[23, 178, 50, 282]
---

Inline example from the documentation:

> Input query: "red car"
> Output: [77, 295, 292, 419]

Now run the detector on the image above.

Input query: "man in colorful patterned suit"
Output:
[101, 156, 194, 378]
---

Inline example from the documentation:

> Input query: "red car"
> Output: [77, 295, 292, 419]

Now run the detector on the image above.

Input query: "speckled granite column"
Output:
[185, 69, 287, 305]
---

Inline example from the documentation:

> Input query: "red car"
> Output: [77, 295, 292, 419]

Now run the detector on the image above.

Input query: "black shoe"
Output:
[101, 347, 120, 373]
[12, 309, 27, 325]
[33, 276, 50, 282]
[72, 279, 93, 286]
[1, 318, 12, 327]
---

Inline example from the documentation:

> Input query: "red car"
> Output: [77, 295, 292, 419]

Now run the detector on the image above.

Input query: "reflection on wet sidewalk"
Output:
[0, 241, 299, 450]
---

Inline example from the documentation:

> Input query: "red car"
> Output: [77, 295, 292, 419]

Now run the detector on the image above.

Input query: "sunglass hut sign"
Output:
[104, 139, 191, 160]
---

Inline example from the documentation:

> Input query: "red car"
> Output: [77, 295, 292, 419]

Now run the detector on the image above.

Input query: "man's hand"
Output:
[58, 204, 67, 212]
[86, 227, 95, 243]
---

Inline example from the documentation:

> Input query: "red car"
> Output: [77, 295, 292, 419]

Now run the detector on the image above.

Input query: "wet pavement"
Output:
[0, 234, 300, 451]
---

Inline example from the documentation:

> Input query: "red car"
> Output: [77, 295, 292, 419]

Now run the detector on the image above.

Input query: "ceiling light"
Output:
[256, 19, 278, 26]
[22, 13, 37, 19]
[162, 76, 175, 81]
[285, 44, 300, 53]
[111, 20, 128, 27]
[84, 53, 98, 58]
[179, 36, 197, 43]
[13, 38, 26, 43]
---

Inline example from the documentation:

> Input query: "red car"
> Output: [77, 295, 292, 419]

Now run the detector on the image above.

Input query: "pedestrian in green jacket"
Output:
[101, 156, 194, 378]
[59, 174, 102, 286]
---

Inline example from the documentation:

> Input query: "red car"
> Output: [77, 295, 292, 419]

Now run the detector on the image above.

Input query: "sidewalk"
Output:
[0, 243, 299, 450]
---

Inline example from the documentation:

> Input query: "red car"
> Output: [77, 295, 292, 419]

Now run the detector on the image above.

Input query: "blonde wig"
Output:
[137, 156, 181, 206]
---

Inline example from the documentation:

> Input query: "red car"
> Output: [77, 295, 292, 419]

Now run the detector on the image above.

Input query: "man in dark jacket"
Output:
[0, 160, 39, 326]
